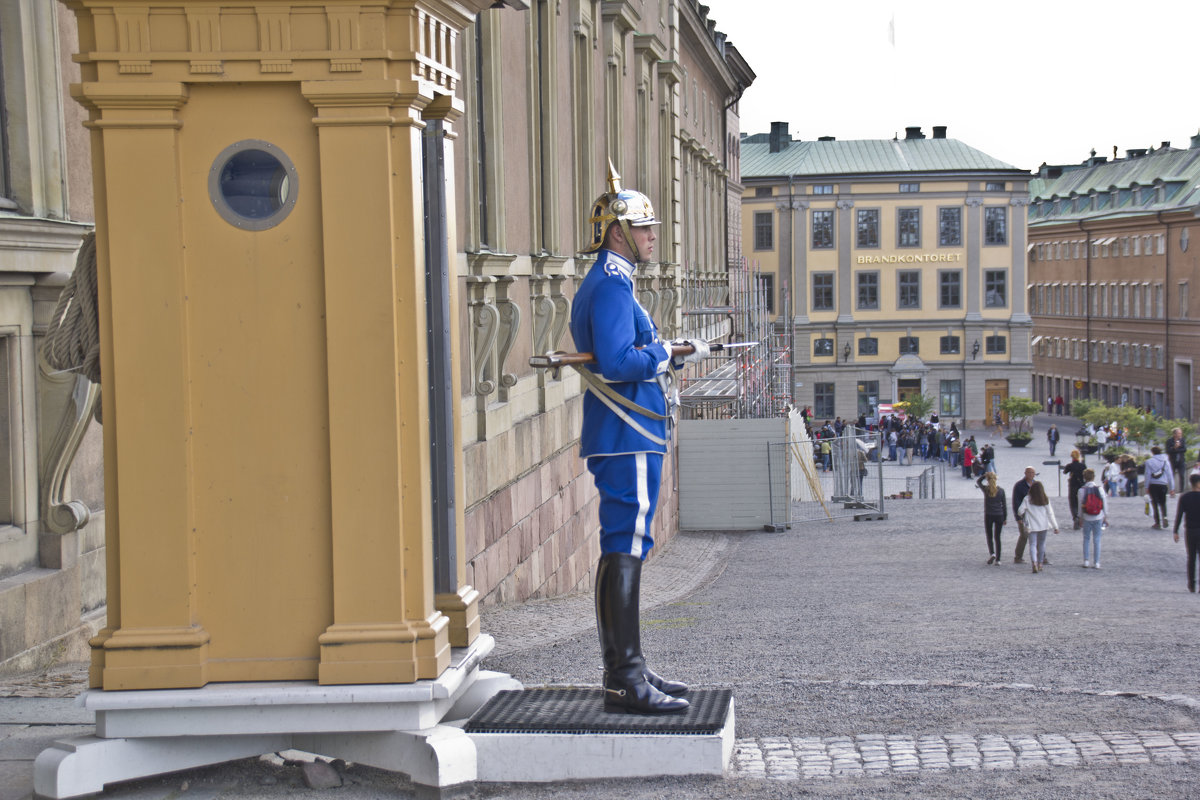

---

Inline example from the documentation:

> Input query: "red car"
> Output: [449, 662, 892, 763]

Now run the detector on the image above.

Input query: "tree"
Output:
[893, 394, 935, 421]
[999, 396, 1042, 437]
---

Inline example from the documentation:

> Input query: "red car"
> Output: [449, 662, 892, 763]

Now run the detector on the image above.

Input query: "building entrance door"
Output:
[985, 379, 1009, 426]
[897, 379, 923, 404]
[1174, 362, 1192, 420]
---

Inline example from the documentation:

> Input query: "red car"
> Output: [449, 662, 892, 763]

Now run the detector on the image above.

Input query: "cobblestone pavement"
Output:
[735, 728, 1200, 780]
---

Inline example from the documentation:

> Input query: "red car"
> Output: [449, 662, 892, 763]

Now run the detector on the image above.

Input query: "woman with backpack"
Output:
[1077, 468, 1108, 569]
[976, 471, 1007, 565]
[1018, 480, 1059, 573]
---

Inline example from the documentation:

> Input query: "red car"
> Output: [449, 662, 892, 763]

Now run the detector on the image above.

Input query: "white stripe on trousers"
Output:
[632, 452, 649, 559]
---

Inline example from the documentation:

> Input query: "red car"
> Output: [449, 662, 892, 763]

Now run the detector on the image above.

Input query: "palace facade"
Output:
[741, 124, 1032, 426]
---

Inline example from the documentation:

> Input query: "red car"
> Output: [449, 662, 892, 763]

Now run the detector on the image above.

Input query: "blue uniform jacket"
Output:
[569, 249, 670, 457]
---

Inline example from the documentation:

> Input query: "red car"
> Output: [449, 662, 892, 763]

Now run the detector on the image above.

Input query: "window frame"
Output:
[897, 207, 921, 247]
[813, 338, 834, 357]
[937, 206, 962, 247]
[814, 382, 835, 418]
[856, 271, 880, 310]
[938, 269, 962, 309]
[811, 209, 834, 249]
[753, 210, 774, 251]
[984, 206, 1008, 245]
[985, 334, 1007, 354]
[897, 270, 921, 309]
[898, 336, 919, 355]
[811, 272, 835, 311]
[939, 335, 960, 355]
[856, 208, 880, 248]
[984, 269, 1008, 308]
[858, 337, 879, 356]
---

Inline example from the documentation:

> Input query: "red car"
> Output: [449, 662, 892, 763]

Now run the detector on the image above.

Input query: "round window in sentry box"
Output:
[208, 140, 299, 231]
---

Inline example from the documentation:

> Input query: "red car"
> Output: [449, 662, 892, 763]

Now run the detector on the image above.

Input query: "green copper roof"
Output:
[741, 137, 1025, 178]
[1028, 146, 1200, 225]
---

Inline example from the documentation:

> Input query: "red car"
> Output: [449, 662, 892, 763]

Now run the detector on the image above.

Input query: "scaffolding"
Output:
[677, 259, 793, 420]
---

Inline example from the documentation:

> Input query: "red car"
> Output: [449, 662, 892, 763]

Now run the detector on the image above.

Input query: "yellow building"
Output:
[741, 124, 1032, 426]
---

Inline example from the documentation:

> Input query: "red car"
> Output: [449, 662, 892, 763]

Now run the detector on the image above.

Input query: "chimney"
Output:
[1161, 140, 1172, 150]
[905, 126, 925, 140]
[817, 135, 836, 142]
[1191, 130, 1200, 149]
[932, 126, 947, 139]
[769, 121, 790, 153]
[1126, 148, 1148, 159]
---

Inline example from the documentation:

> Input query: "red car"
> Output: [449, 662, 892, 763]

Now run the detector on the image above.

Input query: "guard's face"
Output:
[629, 225, 657, 261]
[1024, 468, 1036, 482]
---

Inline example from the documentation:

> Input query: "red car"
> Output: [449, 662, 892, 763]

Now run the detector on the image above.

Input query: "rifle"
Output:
[529, 341, 756, 370]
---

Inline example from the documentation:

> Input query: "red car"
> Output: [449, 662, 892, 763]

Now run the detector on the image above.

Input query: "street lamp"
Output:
[843, 342, 852, 362]
[971, 339, 980, 360]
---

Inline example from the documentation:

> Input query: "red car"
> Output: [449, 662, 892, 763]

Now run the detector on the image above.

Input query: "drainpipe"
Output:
[1158, 212, 1173, 417]
[720, 84, 746, 275]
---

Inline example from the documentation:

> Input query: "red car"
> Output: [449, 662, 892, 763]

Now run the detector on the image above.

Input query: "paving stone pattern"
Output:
[733, 730, 1200, 780]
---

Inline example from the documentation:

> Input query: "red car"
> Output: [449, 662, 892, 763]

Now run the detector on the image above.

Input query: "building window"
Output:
[858, 337, 878, 356]
[753, 210, 773, 250]
[897, 270, 920, 309]
[755, 186, 772, 197]
[939, 270, 962, 308]
[897, 208, 920, 247]
[814, 382, 835, 418]
[938, 207, 962, 247]
[940, 335, 960, 354]
[856, 209, 879, 248]
[986, 182, 1005, 191]
[986, 335, 1007, 354]
[1180, 281, 1189, 319]
[759, 273, 775, 314]
[899, 336, 919, 354]
[984, 270, 1007, 307]
[813, 184, 834, 195]
[940, 380, 962, 416]
[811, 210, 834, 249]
[813, 338, 834, 357]
[857, 272, 879, 310]
[857, 380, 879, 416]
[984, 207, 1008, 245]
[812, 272, 834, 311]
[899, 182, 920, 193]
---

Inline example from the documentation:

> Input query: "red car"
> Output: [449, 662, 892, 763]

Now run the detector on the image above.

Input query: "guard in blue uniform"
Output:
[570, 165, 708, 714]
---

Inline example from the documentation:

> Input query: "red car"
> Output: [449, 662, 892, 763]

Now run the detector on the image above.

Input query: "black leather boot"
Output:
[596, 553, 689, 714]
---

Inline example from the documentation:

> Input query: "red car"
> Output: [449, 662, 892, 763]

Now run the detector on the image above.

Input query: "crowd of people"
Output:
[972, 426, 1200, 589]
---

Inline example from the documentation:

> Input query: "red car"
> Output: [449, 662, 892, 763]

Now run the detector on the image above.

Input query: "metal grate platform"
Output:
[464, 687, 732, 735]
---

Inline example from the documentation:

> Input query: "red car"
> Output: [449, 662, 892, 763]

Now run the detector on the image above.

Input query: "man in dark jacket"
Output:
[1011, 466, 1038, 564]
[1166, 428, 1188, 490]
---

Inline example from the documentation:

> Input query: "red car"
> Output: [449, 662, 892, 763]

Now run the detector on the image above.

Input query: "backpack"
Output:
[1082, 486, 1104, 516]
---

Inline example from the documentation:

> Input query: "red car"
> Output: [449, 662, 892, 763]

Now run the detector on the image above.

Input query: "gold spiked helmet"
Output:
[581, 160, 661, 261]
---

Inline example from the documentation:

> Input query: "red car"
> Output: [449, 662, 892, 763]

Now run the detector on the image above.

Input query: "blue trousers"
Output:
[587, 452, 662, 559]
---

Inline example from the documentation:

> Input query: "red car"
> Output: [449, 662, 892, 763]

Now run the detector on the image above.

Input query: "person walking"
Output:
[1062, 449, 1088, 529]
[1143, 445, 1176, 530]
[1102, 458, 1122, 499]
[962, 441, 974, 479]
[976, 471, 1007, 565]
[1172, 473, 1200, 593]
[1046, 424, 1060, 457]
[1011, 466, 1037, 564]
[1165, 428, 1188, 490]
[1018, 481, 1059, 573]
[570, 165, 700, 714]
[1077, 468, 1108, 569]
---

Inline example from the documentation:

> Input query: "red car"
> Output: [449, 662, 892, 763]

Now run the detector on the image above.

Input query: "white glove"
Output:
[673, 338, 710, 366]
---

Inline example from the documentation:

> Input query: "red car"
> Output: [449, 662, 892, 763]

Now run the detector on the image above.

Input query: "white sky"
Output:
[702, 0, 1200, 173]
